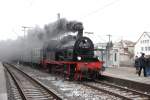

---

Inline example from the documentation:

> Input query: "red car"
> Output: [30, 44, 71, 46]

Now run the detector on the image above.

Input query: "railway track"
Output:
[81, 80, 150, 100]
[11, 63, 122, 100]
[3, 63, 62, 100]
[4, 63, 150, 100]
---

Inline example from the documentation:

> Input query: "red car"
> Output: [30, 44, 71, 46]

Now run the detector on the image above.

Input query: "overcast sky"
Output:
[0, 0, 150, 43]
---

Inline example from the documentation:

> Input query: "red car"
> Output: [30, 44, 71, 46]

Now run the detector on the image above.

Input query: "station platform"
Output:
[0, 62, 7, 100]
[103, 66, 150, 84]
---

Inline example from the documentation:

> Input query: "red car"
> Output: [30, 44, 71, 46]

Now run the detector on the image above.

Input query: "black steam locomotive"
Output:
[19, 22, 104, 80]
[40, 23, 104, 80]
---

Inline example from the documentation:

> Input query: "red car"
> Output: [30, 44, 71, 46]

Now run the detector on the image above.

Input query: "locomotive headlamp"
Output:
[77, 56, 81, 60]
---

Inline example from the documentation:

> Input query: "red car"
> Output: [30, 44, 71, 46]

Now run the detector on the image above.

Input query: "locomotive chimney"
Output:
[66, 22, 83, 39]
[77, 28, 83, 39]
[75, 23, 83, 39]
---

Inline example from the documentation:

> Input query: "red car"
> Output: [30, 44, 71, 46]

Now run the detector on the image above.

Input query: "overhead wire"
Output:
[79, 0, 120, 20]
[78, 0, 120, 43]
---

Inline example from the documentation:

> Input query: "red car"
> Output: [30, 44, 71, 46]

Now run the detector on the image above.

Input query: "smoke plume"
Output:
[0, 18, 83, 62]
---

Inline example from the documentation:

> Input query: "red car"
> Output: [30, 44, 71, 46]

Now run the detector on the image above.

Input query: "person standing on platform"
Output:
[146, 55, 150, 76]
[138, 53, 147, 77]
[134, 56, 139, 74]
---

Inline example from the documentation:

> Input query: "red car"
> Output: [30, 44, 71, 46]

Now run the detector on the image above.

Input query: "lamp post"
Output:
[22, 26, 32, 38]
[106, 34, 112, 67]
[21, 26, 32, 65]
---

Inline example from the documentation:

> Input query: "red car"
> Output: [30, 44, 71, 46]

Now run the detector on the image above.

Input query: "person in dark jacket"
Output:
[138, 53, 147, 77]
[146, 56, 150, 76]
[134, 56, 139, 74]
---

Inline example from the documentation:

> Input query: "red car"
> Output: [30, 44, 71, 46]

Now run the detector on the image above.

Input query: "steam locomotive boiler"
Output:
[40, 23, 104, 80]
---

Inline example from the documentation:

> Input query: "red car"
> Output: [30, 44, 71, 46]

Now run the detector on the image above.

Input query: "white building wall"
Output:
[111, 49, 120, 67]
[135, 33, 150, 57]
[107, 48, 119, 67]
[110, 41, 134, 67]
[120, 54, 131, 66]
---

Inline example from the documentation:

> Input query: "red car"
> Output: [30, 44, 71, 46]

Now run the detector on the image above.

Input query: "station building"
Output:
[95, 40, 134, 67]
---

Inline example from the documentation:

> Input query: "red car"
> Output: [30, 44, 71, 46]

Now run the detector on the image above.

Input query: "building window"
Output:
[141, 47, 144, 51]
[145, 47, 147, 51]
[149, 47, 150, 51]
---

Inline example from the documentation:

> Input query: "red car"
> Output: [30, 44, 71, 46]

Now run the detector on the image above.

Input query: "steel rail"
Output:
[94, 80, 150, 99]
[3, 63, 62, 100]
[4, 64, 27, 100]
[81, 82, 133, 100]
